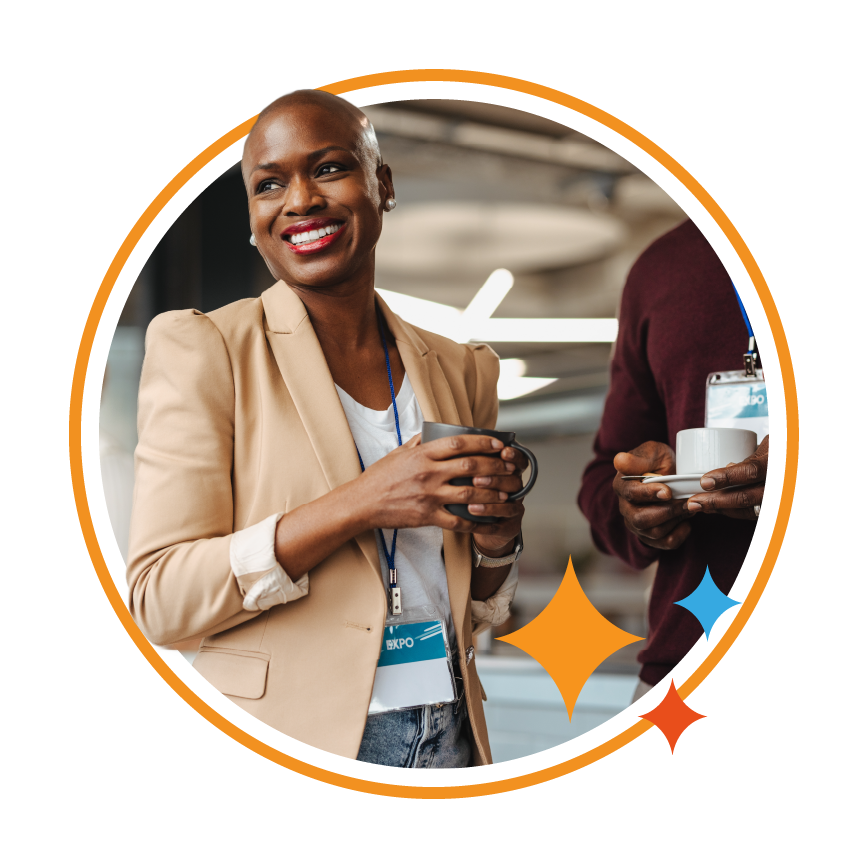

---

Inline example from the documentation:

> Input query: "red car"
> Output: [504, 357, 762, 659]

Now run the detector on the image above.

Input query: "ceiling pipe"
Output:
[365, 106, 632, 174]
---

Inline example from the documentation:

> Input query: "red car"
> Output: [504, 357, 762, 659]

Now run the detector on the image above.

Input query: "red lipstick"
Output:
[281, 219, 346, 255]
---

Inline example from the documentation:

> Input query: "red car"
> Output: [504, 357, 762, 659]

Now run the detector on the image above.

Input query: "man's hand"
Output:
[613, 441, 692, 550]
[686, 435, 768, 520]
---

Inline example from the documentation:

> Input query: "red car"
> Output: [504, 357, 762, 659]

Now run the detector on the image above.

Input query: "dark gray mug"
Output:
[421, 421, 539, 524]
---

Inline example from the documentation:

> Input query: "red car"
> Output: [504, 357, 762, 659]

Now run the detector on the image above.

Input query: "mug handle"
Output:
[506, 443, 538, 501]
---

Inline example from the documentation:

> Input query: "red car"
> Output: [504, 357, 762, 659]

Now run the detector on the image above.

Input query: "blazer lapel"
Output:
[261, 283, 382, 579]
[376, 298, 439, 425]
[376, 295, 463, 428]
[378, 295, 472, 641]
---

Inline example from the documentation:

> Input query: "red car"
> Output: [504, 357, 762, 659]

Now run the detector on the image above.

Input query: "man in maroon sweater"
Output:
[578, 219, 768, 696]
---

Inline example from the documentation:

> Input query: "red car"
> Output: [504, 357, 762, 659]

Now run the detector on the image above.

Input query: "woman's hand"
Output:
[274, 433, 522, 584]
[612, 441, 692, 550]
[469, 444, 528, 553]
[686, 435, 768, 520]
[354, 433, 520, 535]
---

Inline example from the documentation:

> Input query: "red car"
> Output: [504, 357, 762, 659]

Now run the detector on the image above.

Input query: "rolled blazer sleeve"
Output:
[127, 311, 307, 647]
[465, 343, 520, 632]
[231, 512, 310, 611]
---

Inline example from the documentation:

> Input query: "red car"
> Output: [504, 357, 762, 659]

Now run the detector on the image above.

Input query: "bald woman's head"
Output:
[241, 88, 395, 290]
[242, 90, 381, 184]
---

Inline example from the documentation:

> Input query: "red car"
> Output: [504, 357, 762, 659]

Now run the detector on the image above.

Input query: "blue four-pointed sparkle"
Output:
[675, 567, 740, 639]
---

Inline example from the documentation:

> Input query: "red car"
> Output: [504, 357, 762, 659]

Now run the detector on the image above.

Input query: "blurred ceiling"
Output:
[369, 99, 687, 433]
[376, 202, 625, 275]
[383, 99, 598, 138]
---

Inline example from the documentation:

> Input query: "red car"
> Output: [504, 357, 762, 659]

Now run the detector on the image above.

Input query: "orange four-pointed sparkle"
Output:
[640, 680, 706, 752]
[496, 557, 644, 719]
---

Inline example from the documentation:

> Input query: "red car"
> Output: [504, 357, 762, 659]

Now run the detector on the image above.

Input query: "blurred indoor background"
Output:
[101, 99, 686, 762]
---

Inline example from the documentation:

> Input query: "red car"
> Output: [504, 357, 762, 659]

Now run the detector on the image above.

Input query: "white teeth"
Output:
[289, 223, 340, 245]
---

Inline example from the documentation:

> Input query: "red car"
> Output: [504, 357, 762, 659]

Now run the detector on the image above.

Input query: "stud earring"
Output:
[249, 234, 257, 247]
[384, 198, 397, 212]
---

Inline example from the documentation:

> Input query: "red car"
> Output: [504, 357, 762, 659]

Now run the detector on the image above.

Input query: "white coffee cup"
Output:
[675, 427, 757, 475]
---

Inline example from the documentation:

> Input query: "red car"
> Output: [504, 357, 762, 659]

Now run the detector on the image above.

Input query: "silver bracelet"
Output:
[472, 532, 523, 568]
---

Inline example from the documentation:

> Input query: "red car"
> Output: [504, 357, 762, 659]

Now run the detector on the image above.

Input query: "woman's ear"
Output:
[376, 163, 395, 207]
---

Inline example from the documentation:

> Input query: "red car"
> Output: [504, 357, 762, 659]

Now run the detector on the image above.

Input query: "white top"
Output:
[335, 375, 457, 653]
[229, 378, 519, 640]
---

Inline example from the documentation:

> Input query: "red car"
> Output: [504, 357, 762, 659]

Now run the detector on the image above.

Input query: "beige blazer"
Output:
[127, 282, 502, 763]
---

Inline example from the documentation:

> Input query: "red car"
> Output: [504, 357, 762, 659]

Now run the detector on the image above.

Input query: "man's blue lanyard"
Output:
[354, 309, 404, 615]
[730, 277, 772, 344]
[730, 277, 772, 377]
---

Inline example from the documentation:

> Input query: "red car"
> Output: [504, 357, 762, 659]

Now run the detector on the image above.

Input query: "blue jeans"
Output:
[356, 696, 472, 768]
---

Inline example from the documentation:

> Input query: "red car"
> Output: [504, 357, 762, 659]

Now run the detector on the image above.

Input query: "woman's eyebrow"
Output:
[251, 147, 353, 175]
[306, 146, 353, 161]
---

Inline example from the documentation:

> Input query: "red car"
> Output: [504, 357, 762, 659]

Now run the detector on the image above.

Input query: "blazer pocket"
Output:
[193, 647, 271, 700]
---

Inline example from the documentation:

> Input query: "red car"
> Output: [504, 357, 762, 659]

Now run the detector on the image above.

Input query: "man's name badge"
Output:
[706, 370, 769, 441]
[367, 619, 456, 715]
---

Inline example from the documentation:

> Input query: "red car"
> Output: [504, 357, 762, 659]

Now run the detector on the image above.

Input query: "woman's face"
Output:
[243, 100, 394, 290]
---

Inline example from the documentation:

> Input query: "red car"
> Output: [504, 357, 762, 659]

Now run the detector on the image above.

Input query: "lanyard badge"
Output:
[367, 616, 458, 715]
[705, 278, 784, 518]
[705, 286, 769, 441]
[706, 370, 768, 440]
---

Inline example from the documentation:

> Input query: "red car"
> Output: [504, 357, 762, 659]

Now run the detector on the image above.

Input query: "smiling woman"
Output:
[126, 90, 528, 768]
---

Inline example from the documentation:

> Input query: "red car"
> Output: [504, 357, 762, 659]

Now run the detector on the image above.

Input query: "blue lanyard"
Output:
[730, 277, 772, 377]
[354, 309, 403, 614]
[730, 277, 772, 344]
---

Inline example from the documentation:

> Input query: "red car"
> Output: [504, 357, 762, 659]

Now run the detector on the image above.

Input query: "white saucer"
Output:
[641, 474, 705, 499]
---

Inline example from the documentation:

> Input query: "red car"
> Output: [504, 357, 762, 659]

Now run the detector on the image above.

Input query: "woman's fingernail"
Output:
[700, 477, 716, 490]
[656, 489, 670, 500]
[505, 462, 515, 472]
[469, 504, 484, 514]
[474, 476, 492, 486]
[499, 491, 508, 501]
[491, 439, 503, 449]
[687, 501, 702, 512]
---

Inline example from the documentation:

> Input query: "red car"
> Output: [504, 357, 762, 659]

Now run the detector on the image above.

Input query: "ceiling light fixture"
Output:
[452, 268, 515, 343]
[496, 358, 557, 401]
[376, 278, 619, 344]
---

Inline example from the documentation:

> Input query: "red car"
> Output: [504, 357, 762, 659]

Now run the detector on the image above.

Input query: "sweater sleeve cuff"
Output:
[470, 562, 519, 633]
[230, 513, 310, 612]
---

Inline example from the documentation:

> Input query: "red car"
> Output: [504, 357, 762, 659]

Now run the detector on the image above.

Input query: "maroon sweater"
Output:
[578, 219, 756, 685]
